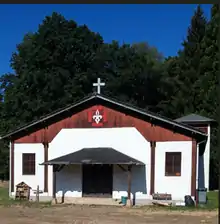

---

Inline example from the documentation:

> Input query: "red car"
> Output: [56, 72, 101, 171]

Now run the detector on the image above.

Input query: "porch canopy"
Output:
[41, 147, 144, 165]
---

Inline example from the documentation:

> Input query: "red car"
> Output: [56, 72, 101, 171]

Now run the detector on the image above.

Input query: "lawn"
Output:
[0, 186, 8, 200]
[0, 185, 28, 205]
[206, 190, 218, 208]
[0, 183, 218, 209]
[0, 184, 51, 207]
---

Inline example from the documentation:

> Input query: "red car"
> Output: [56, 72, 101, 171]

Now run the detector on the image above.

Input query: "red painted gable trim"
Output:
[15, 105, 191, 143]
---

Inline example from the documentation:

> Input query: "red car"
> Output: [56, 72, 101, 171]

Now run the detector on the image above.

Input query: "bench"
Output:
[152, 193, 172, 200]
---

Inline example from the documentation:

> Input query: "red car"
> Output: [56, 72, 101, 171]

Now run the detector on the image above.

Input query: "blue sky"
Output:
[0, 4, 211, 74]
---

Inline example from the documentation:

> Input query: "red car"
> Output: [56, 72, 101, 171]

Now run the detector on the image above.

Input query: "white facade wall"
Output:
[10, 127, 205, 202]
[11, 143, 49, 198]
[154, 141, 192, 201]
[113, 165, 150, 200]
[11, 128, 151, 200]
[56, 165, 82, 198]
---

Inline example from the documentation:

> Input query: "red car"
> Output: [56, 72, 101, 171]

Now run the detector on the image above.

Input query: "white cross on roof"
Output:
[93, 78, 105, 94]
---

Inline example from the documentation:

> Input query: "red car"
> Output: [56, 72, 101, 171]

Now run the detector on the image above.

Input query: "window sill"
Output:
[22, 174, 36, 176]
[165, 174, 181, 177]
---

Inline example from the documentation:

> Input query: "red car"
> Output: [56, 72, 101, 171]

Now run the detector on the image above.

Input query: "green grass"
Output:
[0, 186, 218, 210]
[158, 191, 218, 211]
[0, 186, 51, 207]
[0, 186, 9, 201]
[205, 190, 218, 209]
[137, 191, 218, 212]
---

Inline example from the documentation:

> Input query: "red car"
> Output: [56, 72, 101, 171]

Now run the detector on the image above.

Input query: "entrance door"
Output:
[82, 164, 113, 197]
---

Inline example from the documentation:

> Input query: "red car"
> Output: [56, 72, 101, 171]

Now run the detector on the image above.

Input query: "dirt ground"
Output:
[0, 205, 217, 224]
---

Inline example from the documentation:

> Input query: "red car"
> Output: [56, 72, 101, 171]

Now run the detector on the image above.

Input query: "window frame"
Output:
[22, 153, 36, 175]
[165, 152, 182, 177]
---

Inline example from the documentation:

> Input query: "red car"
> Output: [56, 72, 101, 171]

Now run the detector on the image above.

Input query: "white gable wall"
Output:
[50, 128, 151, 200]
[155, 141, 192, 200]
[48, 128, 149, 163]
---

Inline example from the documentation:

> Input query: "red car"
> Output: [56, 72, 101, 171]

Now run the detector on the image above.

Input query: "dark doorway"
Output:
[82, 164, 113, 197]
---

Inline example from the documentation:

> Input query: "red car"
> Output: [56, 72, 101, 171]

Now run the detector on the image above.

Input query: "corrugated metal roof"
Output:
[175, 113, 214, 123]
[40, 147, 144, 165]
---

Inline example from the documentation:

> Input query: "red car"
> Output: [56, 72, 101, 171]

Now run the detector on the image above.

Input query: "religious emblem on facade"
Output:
[88, 106, 107, 127]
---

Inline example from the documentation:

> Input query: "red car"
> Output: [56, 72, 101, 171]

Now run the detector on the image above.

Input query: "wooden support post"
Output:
[52, 165, 57, 204]
[36, 185, 39, 203]
[191, 140, 197, 198]
[43, 127, 49, 193]
[150, 141, 156, 195]
[127, 165, 132, 207]
[43, 142, 49, 192]
[10, 141, 15, 193]
[117, 164, 127, 172]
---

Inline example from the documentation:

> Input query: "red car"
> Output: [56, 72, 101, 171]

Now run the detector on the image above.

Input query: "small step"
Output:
[56, 197, 122, 206]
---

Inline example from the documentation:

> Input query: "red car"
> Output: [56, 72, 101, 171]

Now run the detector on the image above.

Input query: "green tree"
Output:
[98, 41, 164, 111]
[198, 4, 220, 189]
[2, 12, 165, 133]
[158, 56, 182, 118]
[8, 12, 104, 125]
[197, 5, 219, 116]
[164, 5, 207, 118]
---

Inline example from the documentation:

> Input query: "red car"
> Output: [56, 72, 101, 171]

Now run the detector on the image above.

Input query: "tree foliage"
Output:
[161, 5, 207, 118]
